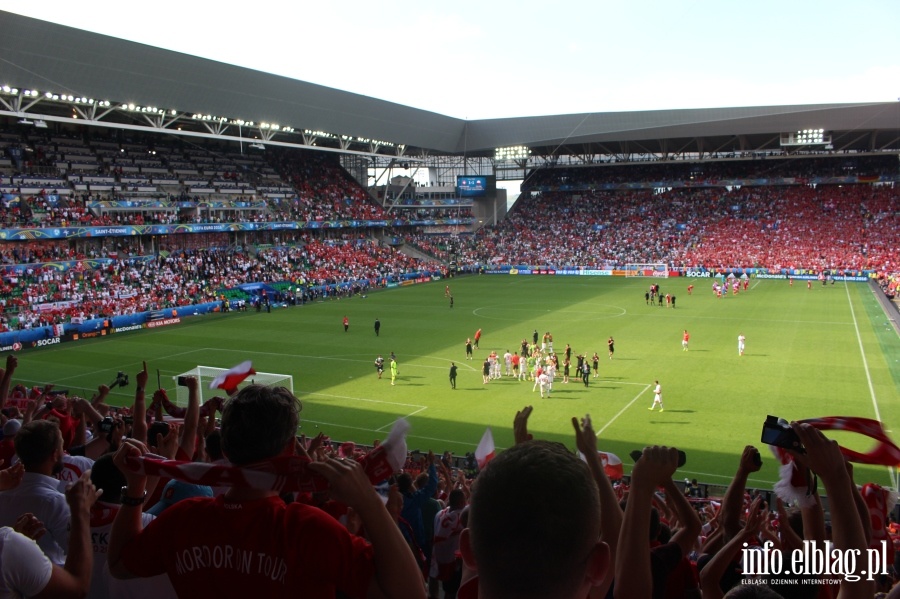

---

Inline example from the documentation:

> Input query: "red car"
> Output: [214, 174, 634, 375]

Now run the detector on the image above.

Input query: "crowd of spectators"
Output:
[1, 181, 896, 329]
[0, 235, 441, 330]
[0, 352, 896, 598]
[458, 183, 898, 273]
[2, 128, 899, 329]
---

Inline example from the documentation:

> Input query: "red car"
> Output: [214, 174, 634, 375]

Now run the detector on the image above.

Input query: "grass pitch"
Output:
[15, 275, 900, 488]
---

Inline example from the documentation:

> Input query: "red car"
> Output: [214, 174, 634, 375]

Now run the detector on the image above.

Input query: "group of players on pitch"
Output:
[462, 330, 616, 397]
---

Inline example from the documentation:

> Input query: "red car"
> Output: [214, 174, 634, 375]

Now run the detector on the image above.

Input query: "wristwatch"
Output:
[120, 487, 147, 506]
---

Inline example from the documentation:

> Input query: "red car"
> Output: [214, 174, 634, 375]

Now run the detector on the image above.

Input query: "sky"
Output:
[2, 1, 899, 121]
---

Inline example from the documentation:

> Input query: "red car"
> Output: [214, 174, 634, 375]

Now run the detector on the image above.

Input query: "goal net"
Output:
[624, 263, 669, 278]
[172, 366, 294, 405]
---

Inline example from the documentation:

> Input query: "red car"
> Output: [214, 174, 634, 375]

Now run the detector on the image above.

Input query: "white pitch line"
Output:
[375, 406, 428, 433]
[298, 391, 427, 409]
[596, 383, 652, 437]
[678, 469, 775, 485]
[844, 282, 897, 489]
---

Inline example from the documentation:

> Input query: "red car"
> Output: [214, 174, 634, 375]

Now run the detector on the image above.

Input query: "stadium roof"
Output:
[1, 10, 899, 160]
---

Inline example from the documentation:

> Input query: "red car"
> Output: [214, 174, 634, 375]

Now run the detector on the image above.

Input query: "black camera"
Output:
[760, 415, 804, 452]
[98, 416, 115, 434]
[109, 371, 129, 389]
[177, 376, 189, 387]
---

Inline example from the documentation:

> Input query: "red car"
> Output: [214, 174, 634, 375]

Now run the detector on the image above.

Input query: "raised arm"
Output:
[720, 445, 761, 541]
[178, 376, 200, 459]
[699, 496, 765, 599]
[92, 384, 110, 409]
[662, 476, 702, 557]
[34, 470, 103, 599]
[109, 439, 151, 579]
[614, 446, 679, 599]
[573, 415, 623, 568]
[791, 423, 872, 599]
[308, 457, 427, 599]
[132, 362, 149, 444]
[0, 354, 17, 409]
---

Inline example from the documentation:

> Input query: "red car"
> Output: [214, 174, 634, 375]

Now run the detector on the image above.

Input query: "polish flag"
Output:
[598, 451, 624, 480]
[475, 427, 496, 469]
[209, 361, 256, 392]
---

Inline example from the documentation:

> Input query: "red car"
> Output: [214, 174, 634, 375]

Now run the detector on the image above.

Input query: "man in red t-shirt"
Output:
[109, 385, 423, 599]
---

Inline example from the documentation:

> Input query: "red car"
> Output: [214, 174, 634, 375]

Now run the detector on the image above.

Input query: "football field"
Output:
[13, 275, 900, 488]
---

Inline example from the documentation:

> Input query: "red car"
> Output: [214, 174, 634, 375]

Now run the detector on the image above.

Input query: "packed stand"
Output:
[463, 184, 899, 272]
[0, 237, 441, 329]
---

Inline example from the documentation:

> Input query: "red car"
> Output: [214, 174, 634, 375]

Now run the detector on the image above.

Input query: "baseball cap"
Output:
[146, 479, 213, 516]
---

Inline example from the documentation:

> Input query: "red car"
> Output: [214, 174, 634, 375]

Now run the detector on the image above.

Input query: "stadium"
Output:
[0, 8, 898, 598]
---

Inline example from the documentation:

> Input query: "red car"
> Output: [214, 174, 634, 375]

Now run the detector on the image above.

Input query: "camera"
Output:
[109, 371, 129, 389]
[98, 416, 115, 434]
[760, 415, 804, 452]
[177, 376, 189, 387]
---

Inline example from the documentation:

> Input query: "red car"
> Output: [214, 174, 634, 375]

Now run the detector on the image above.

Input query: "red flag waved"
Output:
[209, 361, 256, 393]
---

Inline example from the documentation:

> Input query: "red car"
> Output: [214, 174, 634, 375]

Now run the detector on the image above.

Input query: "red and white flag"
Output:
[768, 416, 900, 508]
[209, 361, 257, 392]
[475, 427, 496, 469]
[598, 451, 624, 480]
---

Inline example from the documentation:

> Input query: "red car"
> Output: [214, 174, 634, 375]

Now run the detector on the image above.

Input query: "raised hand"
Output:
[514, 405, 534, 444]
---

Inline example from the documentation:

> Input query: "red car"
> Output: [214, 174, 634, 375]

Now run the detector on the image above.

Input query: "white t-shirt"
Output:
[58, 454, 96, 493]
[0, 526, 53, 598]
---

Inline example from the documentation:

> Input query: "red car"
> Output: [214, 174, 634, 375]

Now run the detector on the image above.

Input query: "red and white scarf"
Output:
[769, 416, 900, 507]
[123, 418, 409, 492]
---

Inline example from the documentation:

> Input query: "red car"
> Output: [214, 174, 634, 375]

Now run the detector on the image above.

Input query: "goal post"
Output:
[624, 263, 669, 277]
[172, 366, 294, 405]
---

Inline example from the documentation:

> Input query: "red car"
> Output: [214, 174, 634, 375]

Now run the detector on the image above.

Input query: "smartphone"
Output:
[177, 376, 189, 387]
[760, 415, 804, 452]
